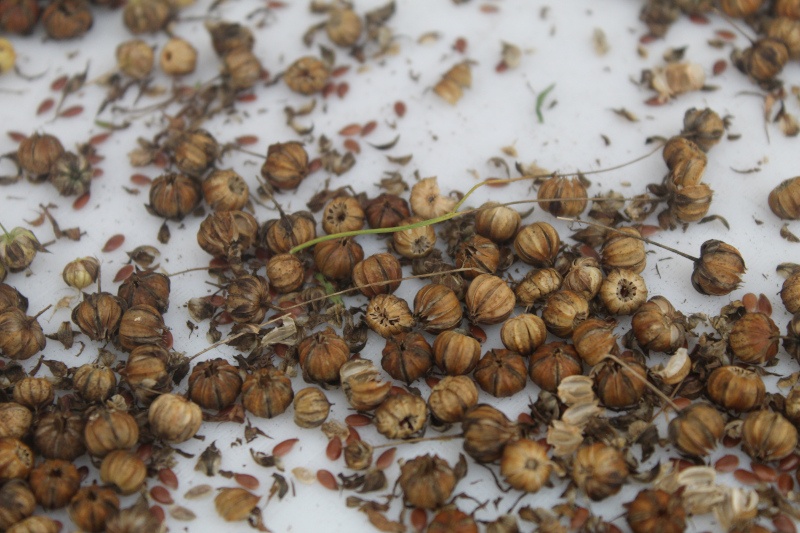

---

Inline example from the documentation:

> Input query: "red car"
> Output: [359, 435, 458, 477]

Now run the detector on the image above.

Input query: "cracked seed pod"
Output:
[313, 237, 364, 281]
[428, 375, 478, 424]
[342, 440, 372, 471]
[474, 349, 527, 398]
[500, 439, 552, 493]
[514, 267, 562, 306]
[461, 404, 519, 463]
[41, 0, 92, 40]
[374, 394, 428, 440]
[465, 274, 515, 325]
[173, 129, 217, 176]
[414, 283, 462, 333]
[202, 169, 249, 212]
[0, 438, 33, 481]
[123, 0, 170, 33]
[593, 352, 647, 409]
[667, 183, 712, 225]
[538, 176, 588, 217]
[225, 274, 270, 324]
[529, 342, 582, 393]
[742, 410, 798, 461]
[292, 387, 330, 428]
[562, 256, 604, 301]
[474, 202, 520, 243]
[668, 403, 724, 457]
[188, 358, 242, 410]
[160, 37, 197, 77]
[0, 283, 27, 312]
[667, 154, 707, 190]
[625, 489, 687, 533]
[353, 252, 402, 297]
[542, 289, 589, 338]
[681, 107, 724, 152]
[322, 196, 365, 235]
[121, 345, 170, 404]
[691, 240, 745, 296]
[49, 152, 92, 197]
[147, 173, 201, 220]
[393, 216, 436, 258]
[729, 312, 779, 364]
[573, 443, 628, 501]
[198, 210, 260, 263]
[148, 393, 202, 444]
[0, 307, 45, 360]
[33, 410, 85, 461]
[0, 402, 32, 439]
[223, 48, 262, 91]
[454, 234, 500, 279]
[7, 516, 61, 533]
[764, 17, 800, 59]
[117, 304, 165, 352]
[364, 293, 414, 338]
[68, 485, 120, 533]
[500, 313, 546, 356]
[266, 253, 305, 294]
[599, 269, 648, 315]
[262, 211, 316, 254]
[631, 296, 687, 353]
[601, 227, 646, 274]
[340, 359, 391, 411]
[84, 407, 138, 457]
[706, 365, 765, 412]
[719, 0, 764, 17]
[116, 39, 154, 79]
[513, 222, 560, 267]
[72, 292, 126, 342]
[326, 8, 362, 47]
[16, 133, 64, 178]
[769, 176, 800, 220]
[215, 487, 260, 522]
[206, 21, 254, 56]
[241, 367, 293, 418]
[382, 332, 433, 384]
[12, 377, 53, 410]
[28, 459, 80, 509]
[73, 363, 117, 403]
[0, 227, 44, 273]
[781, 271, 800, 314]
[298, 328, 350, 387]
[365, 193, 411, 229]
[432, 330, 480, 376]
[732, 38, 789, 83]
[0, 0, 39, 35]
[398, 454, 457, 509]
[118, 269, 170, 314]
[410, 177, 457, 219]
[62, 257, 100, 291]
[284, 56, 329, 95]
[0, 479, 35, 530]
[100, 450, 146, 495]
[261, 141, 309, 191]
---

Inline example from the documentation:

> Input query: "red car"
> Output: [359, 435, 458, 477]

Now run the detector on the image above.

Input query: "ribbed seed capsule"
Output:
[668, 403, 724, 457]
[428, 375, 478, 424]
[261, 142, 309, 190]
[283, 56, 330, 95]
[398, 454, 457, 509]
[393, 217, 436, 258]
[292, 387, 330, 428]
[732, 38, 789, 83]
[572, 317, 618, 366]
[764, 17, 800, 59]
[147, 173, 201, 221]
[599, 269, 648, 315]
[413, 284, 462, 333]
[187, 358, 242, 411]
[381, 332, 433, 384]
[706, 365, 766, 412]
[537, 176, 588, 217]
[374, 394, 428, 440]
[681, 107, 724, 152]
[500, 439, 552, 493]
[593, 352, 647, 409]
[353, 253, 402, 297]
[202, 169, 249, 212]
[500, 313, 547, 355]
[465, 274, 515, 325]
[572, 443, 628, 501]
[474, 202, 520, 243]
[513, 222, 560, 267]
[297, 328, 350, 387]
[562, 256, 603, 300]
[473, 349, 527, 398]
[313, 237, 364, 281]
[0, 479, 36, 529]
[461, 404, 519, 463]
[322, 196, 365, 235]
[625, 489, 687, 533]
[528, 342, 582, 393]
[454, 234, 500, 278]
[691, 240, 745, 296]
[432, 330, 480, 376]
[514, 268, 562, 306]
[601, 227, 646, 273]
[148, 394, 202, 444]
[742, 410, 798, 462]
[719, 0, 764, 17]
[669, 183, 713, 223]
[542, 290, 589, 338]
[262, 211, 316, 254]
[631, 296, 686, 353]
[769, 176, 800, 220]
[241, 367, 293, 419]
[364, 294, 414, 338]
[728, 312, 779, 364]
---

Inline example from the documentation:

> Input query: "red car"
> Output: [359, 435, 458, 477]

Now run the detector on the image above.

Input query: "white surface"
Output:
[2, 0, 800, 531]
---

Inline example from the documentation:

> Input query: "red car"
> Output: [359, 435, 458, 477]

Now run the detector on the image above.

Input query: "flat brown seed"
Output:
[394, 101, 406, 117]
[713, 60, 727, 76]
[733, 469, 759, 485]
[361, 121, 377, 136]
[51, 75, 68, 91]
[235, 135, 259, 146]
[103, 234, 125, 252]
[336, 82, 349, 98]
[158, 468, 179, 490]
[8, 131, 27, 143]
[73, 192, 91, 210]
[317, 469, 338, 490]
[184, 485, 213, 499]
[345, 414, 371, 427]
[235, 473, 260, 490]
[773, 514, 797, 533]
[131, 174, 152, 186]
[114, 264, 135, 282]
[714, 455, 739, 473]
[339, 123, 361, 136]
[37, 99, 55, 115]
[375, 448, 396, 470]
[170, 505, 197, 521]
[751, 463, 778, 482]
[59, 105, 84, 118]
[779, 454, 799, 471]
[273, 438, 299, 457]
[411, 508, 427, 531]
[326, 438, 342, 461]
[778, 473, 794, 494]
[150, 485, 174, 505]
[150, 505, 165, 523]
[343, 139, 360, 154]
[89, 132, 112, 145]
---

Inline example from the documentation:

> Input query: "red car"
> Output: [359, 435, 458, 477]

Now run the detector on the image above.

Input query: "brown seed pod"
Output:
[500, 313, 547, 356]
[364, 293, 414, 338]
[500, 439, 552, 493]
[764, 17, 800, 59]
[28, 459, 80, 509]
[365, 193, 411, 229]
[261, 142, 309, 191]
[514, 267, 562, 306]
[147, 173, 201, 221]
[572, 442, 628, 501]
[117, 304, 165, 352]
[741, 410, 798, 462]
[572, 317, 618, 367]
[322, 196, 365, 235]
[160, 37, 197, 77]
[224, 274, 270, 324]
[428, 375, 479, 424]
[16, 133, 64, 179]
[62, 257, 100, 291]
[202, 169, 249, 212]
[0, 479, 36, 530]
[674, 0, 714, 14]
[432, 330, 480, 376]
[266, 253, 305, 294]
[631, 296, 687, 354]
[729, 312, 779, 364]
[284, 56, 330, 95]
[0, 0, 39, 35]
[785, 386, 800, 425]
[593, 352, 647, 409]
[123, 0, 171, 34]
[326, 8, 362, 47]
[474, 202, 521, 243]
[353, 252, 402, 297]
[215, 487, 260, 522]
[33, 410, 85, 461]
[121, 344, 170, 404]
[769, 176, 800, 220]
[599, 269, 648, 316]
[298, 327, 350, 387]
[313, 237, 364, 281]
[398, 454, 457, 509]
[68, 485, 120, 533]
[49, 152, 92, 197]
[706, 365, 765, 412]
[262, 211, 316, 254]
[340, 359, 391, 411]
[537, 175, 588, 217]
[691, 240, 745, 296]
[781, 271, 800, 314]
[668, 402, 724, 457]
[775, 0, 800, 18]
[465, 274, 515, 325]
[454, 235, 500, 279]
[99, 450, 146, 495]
[188, 358, 242, 411]
[414, 283, 463, 333]
[12, 377, 53, 410]
[461, 404, 519, 463]
[0, 227, 43, 273]
[0, 307, 45, 361]
[601, 227, 646, 274]
[41, 0, 92, 40]
[117, 269, 170, 314]
[625, 489, 687, 533]
[785, 312, 800, 362]
[513, 222, 561, 267]
[0, 402, 32, 439]
[410, 177, 457, 219]
[292, 387, 331, 428]
[71, 292, 126, 342]
[562, 256, 604, 301]
[148, 393, 202, 444]
[6, 516, 61, 533]
[0, 283, 28, 312]
[669, 183, 713, 223]
[434, 62, 472, 105]
[719, 0, 764, 17]
[732, 38, 789, 83]
[342, 440, 372, 471]
[542, 289, 589, 338]
[393, 217, 437, 259]
[241, 367, 294, 418]
[206, 20, 254, 56]
[172, 130, 218, 178]
[223, 48, 262, 91]
[116, 39, 154, 79]
[382, 332, 433, 384]
[427, 508, 478, 533]
[374, 394, 428, 440]
[83, 408, 139, 457]
[529, 342, 582, 393]
[0, 438, 33, 481]
[474, 349, 527, 398]
[681, 107, 725, 152]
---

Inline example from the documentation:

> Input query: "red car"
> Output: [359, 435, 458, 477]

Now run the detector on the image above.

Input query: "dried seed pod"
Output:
[382, 332, 433, 384]
[393, 216, 436, 259]
[428, 375, 478, 424]
[116, 39, 154, 79]
[719, 0, 764, 17]
[500, 313, 547, 356]
[33, 410, 85, 461]
[729, 312, 779, 364]
[0, 283, 27, 312]
[398, 454, 457, 509]
[322, 196, 365, 235]
[266, 253, 305, 294]
[374, 394, 428, 440]
[427, 508, 477, 533]
[668, 402, 724, 457]
[71, 292, 126, 342]
[188, 358, 242, 411]
[223, 48, 262, 91]
[0, 402, 32, 439]
[769, 176, 800, 220]
[675, 0, 714, 14]
[0, 479, 35, 530]
[6, 516, 61, 533]
[68, 485, 120, 533]
[785, 312, 800, 362]
[147, 173, 201, 221]
[0, 227, 43, 273]
[0, 307, 45, 360]
[100, 450, 146, 495]
[148, 394, 202, 444]
[123, 0, 171, 34]
[691, 240, 745, 296]
[0, 438, 33, 481]
[625, 489, 687, 533]
[0, 0, 39, 36]
[313, 237, 364, 281]
[599, 269, 648, 315]
[160, 37, 197, 76]
[454, 235, 500, 279]
[537, 176, 588, 217]
[173, 129, 218, 177]
[432, 330, 480, 376]
[601, 227, 646, 274]
[49, 151, 92, 197]
[62, 257, 100, 290]
[84, 407, 139, 457]
[732, 38, 789, 83]
[474, 202, 520, 243]
[474, 349, 527, 398]
[353, 253, 402, 297]
[117, 304, 165, 352]
[434, 61, 471, 105]
[343, 440, 372, 470]
[669, 183, 713, 223]
[513, 222, 560, 267]
[261, 142, 309, 191]
[262, 211, 316, 254]
[118, 269, 170, 314]
[202, 169, 249, 212]
[12, 377, 53, 410]
[206, 20, 253, 56]
[465, 274, 515, 325]
[742, 410, 798, 461]
[593, 352, 647, 409]
[365, 193, 411, 229]
[764, 17, 800, 59]
[284, 56, 329, 94]
[775, 0, 800, 18]
[340, 359, 391, 411]
[572, 317, 618, 366]
[326, 8, 362, 47]
[529, 342, 582, 393]
[514, 267, 562, 306]
[681, 107, 724, 152]
[706, 365, 765, 412]
[461, 404, 519, 463]
[224, 274, 270, 324]
[41, 0, 92, 40]
[298, 328, 350, 386]
[28, 459, 80, 509]
[414, 283, 463, 333]
[16, 133, 64, 178]
[410, 177, 457, 219]
[214, 487, 259, 522]
[121, 344, 170, 404]
[631, 296, 686, 353]
[292, 387, 330, 428]
[542, 289, 589, 338]
[364, 293, 414, 338]
[241, 367, 294, 418]
[781, 271, 800, 314]
[500, 439, 552, 493]
[572, 443, 628, 501]
[562, 257, 603, 300]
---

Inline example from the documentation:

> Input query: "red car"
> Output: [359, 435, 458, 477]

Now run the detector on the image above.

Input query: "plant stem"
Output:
[373, 433, 463, 449]
[602, 353, 680, 411]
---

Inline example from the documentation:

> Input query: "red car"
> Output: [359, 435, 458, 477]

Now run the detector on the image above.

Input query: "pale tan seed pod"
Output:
[214, 487, 260, 522]
[202, 169, 249, 212]
[474, 202, 521, 243]
[768, 176, 800, 220]
[741, 410, 798, 462]
[500, 439, 552, 493]
[148, 394, 202, 444]
[781, 271, 800, 313]
[353, 253, 402, 298]
[601, 227, 646, 274]
[631, 296, 686, 353]
[764, 17, 800, 59]
[409, 177, 456, 219]
[116, 39, 154, 79]
[537, 176, 588, 217]
[266, 253, 304, 294]
[542, 290, 589, 338]
[732, 38, 789, 83]
[12, 377, 54, 410]
[292, 387, 331, 428]
[223, 48, 262, 91]
[775, 0, 800, 19]
[434, 62, 471, 105]
[572, 317, 618, 366]
[340, 359, 391, 411]
[669, 183, 713, 223]
[364, 294, 414, 338]
[500, 314, 547, 355]
[664, 136, 706, 186]
[428, 375, 479, 424]
[325, 8, 362, 47]
[681, 108, 724, 152]
[62, 257, 100, 290]
[0, 402, 32, 439]
[432, 330, 480, 376]
[668, 402, 724, 457]
[465, 274, 515, 325]
[100, 450, 147, 495]
[284, 56, 330, 95]
[691, 240, 746, 296]
[413, 284, 463, 333]
[392, 217, 436, 259]
[322, 196, 365, 235]
[706, 365, 766, 412]
[514, 222, 560, 267]
[562, 257, 603, 300]
[160, 37, 197, 76]
[514, 267, 562, 306]
[599, 269, 648, 315]
[572, 443, 628, 501]
[374, 394, 428, 440]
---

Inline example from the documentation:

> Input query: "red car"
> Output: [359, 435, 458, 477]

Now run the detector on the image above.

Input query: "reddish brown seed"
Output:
[234, 473, 260, 490]
[51, 75, 68, 91]
[733, 469, 759, 485]
[92, 168, 104, 178]
[346, 414, 371, 427]
[338, 123, 361, 136]
[131, 174, 152, 186]
[317, 469, 338, 490]
[153, 152, 169, 168]
[235, 135, 259, 146]
[425, 376, 440, 389]
[346, 427, 360, 445]
[673, 397, 692, 410]
[78, 465, 90, 481]
[453, 37, 467, 53]
[394, 101, 406, 117]
[59, 105, 84, 118]
[480, 3, 499, 13]
[150, 485, 174, 504]
[150, 505, 166, 523]
[162, 330, 173, 349]
[343, 139, 360, 154]
[779, 454, 799, 472]
[103, 234, 125, 252]
[273, 438, 299, 458]
[716, 29, 736, 40]
[331, 65, 350, 77]
[216, 312, 233, 325]
[361, 121, 377, 137]
[376, 447, 396, 470]
[8, 131, 28, 143]
[751, 463, 778, 482]
[469, 324, 487, 343]
[322, 82, 336, 98]
[37, 98, 55, 115]
[336, 82, 349, 98]
[308, 158, 322, 173]
[570, 507, 590, 530]
[326, 437, 342, 461]
[158, 468, 179, 490]
[688, 13, 709, 24]
[236, 93, 258, 103]
[410, 508, 427, 531]
[714, 455, 739, 473]
[73, 192, 91, 210]
[713, 60, 727, 75]
[672, 458, 693, 471]
[113, 265, 134, 283]
[136, 443, 154, 462]
[778, 473, 794, 494]
[774, 514, 797, 533]
[89, 132, 112, 145]
[518, 413, 535, 425]
[645, 96, 666, 106]
[723, 435, 741, 448]
[640, 34, 657, 44]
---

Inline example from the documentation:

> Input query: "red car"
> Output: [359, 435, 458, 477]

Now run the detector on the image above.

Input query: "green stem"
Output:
[0, 222, 8, 238]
